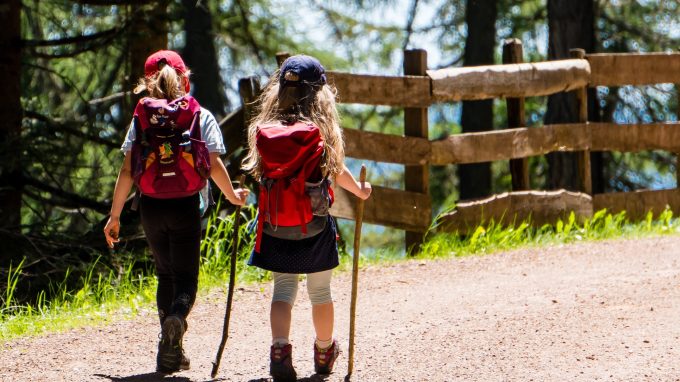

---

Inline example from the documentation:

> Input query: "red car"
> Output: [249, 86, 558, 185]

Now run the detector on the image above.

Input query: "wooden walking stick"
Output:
[211, 175, 246, 378]
[346, 165, 367, 381]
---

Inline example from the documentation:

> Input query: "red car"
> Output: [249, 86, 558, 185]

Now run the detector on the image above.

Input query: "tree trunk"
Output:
[458, 0, 497, 200]
[545, 0, 597, 191]
[0, 1, 23, 235]
[182, 0, 229, 119]
[123, 1, 169, 118]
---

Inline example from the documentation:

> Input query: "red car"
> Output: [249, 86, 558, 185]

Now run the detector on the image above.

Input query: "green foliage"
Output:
[1, 256, 156, 340]
[199, 205, 269, 285]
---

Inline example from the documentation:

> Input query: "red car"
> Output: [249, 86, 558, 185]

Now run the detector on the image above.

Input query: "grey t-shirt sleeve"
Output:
[200, 107, 227, 154]
[119, 108, 226, 154]
[120, 121, 135, 153]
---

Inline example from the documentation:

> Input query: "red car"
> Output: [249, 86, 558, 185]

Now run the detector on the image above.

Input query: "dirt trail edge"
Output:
[3, 236, 680, 382]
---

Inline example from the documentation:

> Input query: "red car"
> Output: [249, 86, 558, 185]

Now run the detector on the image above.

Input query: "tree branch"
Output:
[24, 110, 119, 149]
[22, 174, 110, 213]
[72, 0, 156, 5]
[402, 0, 420, 51]
[23, 62, 91, 105]
[234, 0, 268, 71]
[600, 10, 679, 48]
[22, 26, 123, 47]
[87, 91, 130, 106]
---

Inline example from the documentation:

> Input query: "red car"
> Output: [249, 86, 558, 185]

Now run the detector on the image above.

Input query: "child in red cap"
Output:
[242, 54, 372, 381]
[104, 49, 249, 374]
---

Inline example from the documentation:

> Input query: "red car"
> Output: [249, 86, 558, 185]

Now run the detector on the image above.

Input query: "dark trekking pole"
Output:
[346, 165, 367, 381]
[211, 174, 246, 378]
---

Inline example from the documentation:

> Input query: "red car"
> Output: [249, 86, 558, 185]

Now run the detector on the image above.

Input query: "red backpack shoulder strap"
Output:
[133, 97, 152, 131]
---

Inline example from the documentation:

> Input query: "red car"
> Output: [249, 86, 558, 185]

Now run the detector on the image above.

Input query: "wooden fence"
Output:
[222, 44, 680, 251]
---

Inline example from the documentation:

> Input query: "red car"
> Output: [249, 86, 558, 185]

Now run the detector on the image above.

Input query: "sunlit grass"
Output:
[419, 208, 680, 259]
[1, 256, 157, 340]
[2, 207, 680, 341]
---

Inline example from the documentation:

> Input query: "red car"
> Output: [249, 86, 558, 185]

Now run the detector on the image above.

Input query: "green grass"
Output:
[2, 207, 680, 341]
[419, 208, 680, 259]
[1, 256, 157, 341]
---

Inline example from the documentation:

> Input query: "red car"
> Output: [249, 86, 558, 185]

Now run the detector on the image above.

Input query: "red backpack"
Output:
[255, 121, 334, 251]
[130, 95, 211, 199]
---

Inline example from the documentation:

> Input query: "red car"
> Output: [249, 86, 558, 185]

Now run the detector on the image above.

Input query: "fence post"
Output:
[276, 52, 290, 67]
[503, 39, 529, 190]
[403, 49, 429, 254]
[570, 48, 592, 195]
[676, 73, 680, 188]
[238, 77, 260, 126]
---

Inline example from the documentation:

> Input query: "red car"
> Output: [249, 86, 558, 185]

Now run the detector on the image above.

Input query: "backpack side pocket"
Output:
[305, 178, 331, 216]
[189, 138, 211, 179]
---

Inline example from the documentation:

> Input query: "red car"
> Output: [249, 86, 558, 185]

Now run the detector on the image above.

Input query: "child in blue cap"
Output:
[242, 54, 372, 381]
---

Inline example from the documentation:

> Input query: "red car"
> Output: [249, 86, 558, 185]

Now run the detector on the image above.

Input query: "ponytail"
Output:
[133, 64, 190, 100]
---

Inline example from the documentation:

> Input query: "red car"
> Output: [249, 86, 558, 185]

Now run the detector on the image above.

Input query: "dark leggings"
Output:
[140, 194, 201, 326]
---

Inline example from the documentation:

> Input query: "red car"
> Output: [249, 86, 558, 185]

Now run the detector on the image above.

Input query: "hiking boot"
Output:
[156, 315, 189, 373]
[270, 343, 296, 382]
[314, 339, 340, 374]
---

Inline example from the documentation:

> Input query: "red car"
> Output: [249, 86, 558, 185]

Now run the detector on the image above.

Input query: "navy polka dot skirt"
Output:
[248, 215, 339, 274]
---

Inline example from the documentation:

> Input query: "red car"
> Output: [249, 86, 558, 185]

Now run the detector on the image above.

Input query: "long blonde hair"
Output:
[133, 64, 190, 100]
[242, 69, 345, 178]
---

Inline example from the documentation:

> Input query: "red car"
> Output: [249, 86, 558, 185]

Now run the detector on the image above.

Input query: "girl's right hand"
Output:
[228, 188, 250, 206]
[104, 216, 120, 249]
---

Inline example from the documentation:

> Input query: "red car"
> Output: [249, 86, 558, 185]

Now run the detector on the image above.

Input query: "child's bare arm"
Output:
[104, 154, 134, 248]
[209, 152, 249, 205]
[335, 164, 372, 200]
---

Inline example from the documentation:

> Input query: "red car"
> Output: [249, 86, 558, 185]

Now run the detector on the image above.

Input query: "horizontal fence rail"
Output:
[343, 122, 680, 165]
[593, 189, 680, 221]
[325, 53, 680, 107]
[438, 190, 593, 233]
[427, 59, 590, 102]
[342, 128, 430, 165]
[327, 71, 432, 107]
[586, 53, 680, 86]
[590, 122, 680, 152]
[430, 123, 590, 165]
[330, 185, 432, 232]
[439, 188, 680, 235]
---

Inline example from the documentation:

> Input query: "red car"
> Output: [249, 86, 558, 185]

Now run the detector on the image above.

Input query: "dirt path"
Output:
[3, 236, 680, 381]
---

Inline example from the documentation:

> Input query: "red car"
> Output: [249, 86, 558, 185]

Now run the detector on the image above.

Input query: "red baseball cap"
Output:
[144, 50, 190, 92]
[144, 50, 187, 76]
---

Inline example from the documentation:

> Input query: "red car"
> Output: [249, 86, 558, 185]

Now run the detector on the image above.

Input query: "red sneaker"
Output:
[314, 340, 340, 374]
[270, 343, 296, 382]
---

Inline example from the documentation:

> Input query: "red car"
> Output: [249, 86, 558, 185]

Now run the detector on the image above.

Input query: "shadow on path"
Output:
[247, 373, 331, 382]
[93, 372, 224, 382]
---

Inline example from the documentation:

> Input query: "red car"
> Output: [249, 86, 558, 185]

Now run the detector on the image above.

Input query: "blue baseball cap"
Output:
[279, 55, 327, 88]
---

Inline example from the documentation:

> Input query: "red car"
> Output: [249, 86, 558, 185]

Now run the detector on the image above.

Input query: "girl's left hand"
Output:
[356, 181, 372, 200]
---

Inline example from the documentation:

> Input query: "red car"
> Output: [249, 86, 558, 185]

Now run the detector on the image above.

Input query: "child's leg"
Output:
[167, 221, 200, 320]
[271, 272, 299, 344]
[307, 270, 333, 345]
[141, 195, 201, 324]
[166, 196, 201, 321]
[140, 199, 172, 325]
